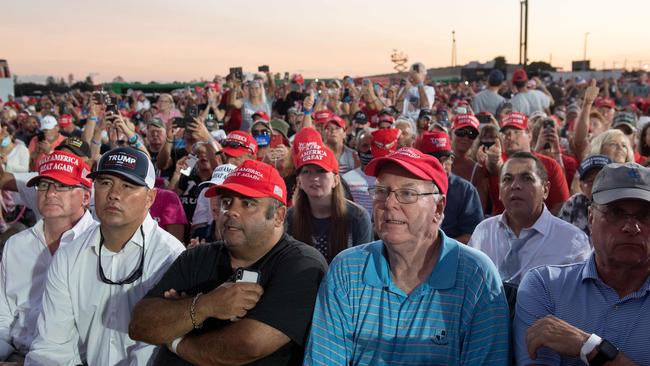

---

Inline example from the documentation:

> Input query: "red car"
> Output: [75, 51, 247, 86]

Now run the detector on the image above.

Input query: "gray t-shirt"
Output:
[472, 89, 506, 115]
[511, 89, 550, 116]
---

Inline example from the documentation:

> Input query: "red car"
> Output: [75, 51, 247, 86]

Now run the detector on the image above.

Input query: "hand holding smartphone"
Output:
[180, 154, 198, 176]
[235, 268, 261, 284]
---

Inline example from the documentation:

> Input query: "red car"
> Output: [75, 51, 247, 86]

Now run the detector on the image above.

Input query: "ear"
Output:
[434, 195, 447, 223]
[81, 189, 91, 207]
[274, 205, 287, 227]
[542, 179, 550, 200]
[144, 188, 157, 211]
[332, 173, 341, 188]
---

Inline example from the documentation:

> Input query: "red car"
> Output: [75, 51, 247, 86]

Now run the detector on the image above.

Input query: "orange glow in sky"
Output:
[3, 0, 649, 83]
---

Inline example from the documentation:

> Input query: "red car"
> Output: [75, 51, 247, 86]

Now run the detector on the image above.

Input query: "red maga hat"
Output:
[27, 151, 92, 189]
[371, 128, 400, 158]
[205, 159, 287, 205]
[451, 114, 480, 131]
[365, 147, 448, 194]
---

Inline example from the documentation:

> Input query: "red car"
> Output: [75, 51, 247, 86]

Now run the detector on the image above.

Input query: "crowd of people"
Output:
[0, 62, 649, 365]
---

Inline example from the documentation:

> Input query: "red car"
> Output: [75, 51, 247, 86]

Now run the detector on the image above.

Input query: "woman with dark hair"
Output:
[286, 142, 372, 262]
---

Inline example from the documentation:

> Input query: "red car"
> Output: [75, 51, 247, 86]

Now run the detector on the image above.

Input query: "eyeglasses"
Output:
[592, 205, 650, 226]
[98, 226, 145, 285]
[368, 186, 439, 204]
[34, 180, 82, 192]
[454, 128, 478, 139]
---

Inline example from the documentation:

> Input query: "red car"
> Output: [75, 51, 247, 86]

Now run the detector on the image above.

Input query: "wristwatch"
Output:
[589, 339, 619, 366]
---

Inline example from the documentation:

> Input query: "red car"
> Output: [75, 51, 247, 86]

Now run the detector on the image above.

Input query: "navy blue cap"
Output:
[488, 69, 505, 86]
[578, 155, 612, 180]
[352, 111, 368, 123]
[88, 147, 155, 188]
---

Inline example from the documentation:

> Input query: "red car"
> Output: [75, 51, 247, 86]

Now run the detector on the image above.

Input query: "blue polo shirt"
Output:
[442, 174, 484, 238]
[514, 254, 650, 365]
[304, 231, 510, 365]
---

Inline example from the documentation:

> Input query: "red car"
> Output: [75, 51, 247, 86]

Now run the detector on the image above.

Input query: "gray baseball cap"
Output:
[592, 163, 650, 205]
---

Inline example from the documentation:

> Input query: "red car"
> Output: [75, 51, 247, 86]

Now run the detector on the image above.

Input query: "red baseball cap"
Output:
[500, 112, 529, 131]
[371, 128, 400, 158]
[205, 82, 221, 93]
[205, 159, 287, 205]
[417, 131, 453, 157]
[313, 110, 334, 125]
[512, 68, 528, 83]
[221, 131, 258, 158]
[59, 114, 73, 129]
[451, 114, 480, 131]
[26, 151, 92, 189]
[292, 127, 324, 165]
[292, 74, 304, 85]
[328, 115, 345, 129]
[594, 97, 615, 109]
[252, 111, 270, 122]
[365, 147, 449, 195]
[295, 142, 339, 173]
[378, 114, 395, 127]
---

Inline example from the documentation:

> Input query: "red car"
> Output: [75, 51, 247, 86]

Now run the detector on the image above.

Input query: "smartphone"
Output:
[269, 134, 283, 148]
[235, 268, 261, 284]
[477, 113, 492, 124]
[543, 119, 555, 130]
[187, 105, 198, 120]
[230, 67, 243, 81]
[412, 64, 420, 73]
[180, 154, 198, 176]
[481, 141, 495, 149]
[105, 95, 118, 114]
[258, 65, 269, 72]
[173, 116, 187, 129]
[455, 106, 468, 115]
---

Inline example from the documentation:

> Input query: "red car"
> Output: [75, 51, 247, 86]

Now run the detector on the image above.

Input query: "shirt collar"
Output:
[498, 205, 551, 237]
[581, 253, 650, 293]
[363, 230, 459, 291]
[89, 213, 154, 253]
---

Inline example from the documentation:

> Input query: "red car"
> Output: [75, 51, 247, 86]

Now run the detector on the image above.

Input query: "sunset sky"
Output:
[3, 0, 649, 83]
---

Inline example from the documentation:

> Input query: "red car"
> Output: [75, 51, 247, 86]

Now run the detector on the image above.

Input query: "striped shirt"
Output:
[514, 255, 650, 365]
[304, 232, 510, 365]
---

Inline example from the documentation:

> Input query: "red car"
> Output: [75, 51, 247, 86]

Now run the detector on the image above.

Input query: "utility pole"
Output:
[583, 32, 590, 61]
[451, 31, 457, 67]
[519, 0, 529, 66]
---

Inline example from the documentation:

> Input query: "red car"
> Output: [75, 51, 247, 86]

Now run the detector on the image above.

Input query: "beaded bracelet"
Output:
[190, 293, 203, 329]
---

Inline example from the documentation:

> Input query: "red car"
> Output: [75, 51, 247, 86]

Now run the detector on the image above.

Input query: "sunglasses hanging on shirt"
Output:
[98, 226, 145, 285]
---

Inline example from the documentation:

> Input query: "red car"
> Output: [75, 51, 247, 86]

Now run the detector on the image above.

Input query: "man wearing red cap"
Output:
[58, 114, 81, 138]
[510, 69, 551, 117]
[0, 151, 96, 363]
[323, 114, 359, 175]
[305, 147, 510, 365]
[487, 112, 569, 215]
[130, 160, 328, 366]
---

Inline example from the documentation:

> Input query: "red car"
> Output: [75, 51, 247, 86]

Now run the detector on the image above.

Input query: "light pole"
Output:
[583, 32, 590, 61]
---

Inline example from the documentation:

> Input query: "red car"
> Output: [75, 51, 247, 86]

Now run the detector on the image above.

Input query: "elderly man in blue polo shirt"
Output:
[304, 147, 510, 365]
[514, 163, 650, 365]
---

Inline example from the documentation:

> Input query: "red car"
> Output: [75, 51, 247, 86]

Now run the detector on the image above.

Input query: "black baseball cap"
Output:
[352, 111, 368, 124]
[87, 147, 155, 188]
[55, 136, 91, 158]
[418, 109, 433, 120]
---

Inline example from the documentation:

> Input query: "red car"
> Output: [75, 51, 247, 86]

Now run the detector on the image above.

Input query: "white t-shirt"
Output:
[401, 85, 435, 122]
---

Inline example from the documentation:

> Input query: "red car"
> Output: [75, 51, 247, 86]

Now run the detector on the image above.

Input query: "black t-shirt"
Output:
[148, 234, 328, 366]
[177, 170, 203, 220]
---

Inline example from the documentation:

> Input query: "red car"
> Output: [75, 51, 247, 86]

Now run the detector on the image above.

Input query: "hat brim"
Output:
[26, 173, 91, 189]
[452, 122, 478, 132]
[204, 182, 268, 200]
[296, 160, 337, 174]
[365, 156, 432, 182]
[87, 170, 148, 187]
[221, 147, 249, 158]
[592, 188, 650, 205]
[500, 124, 525, 132]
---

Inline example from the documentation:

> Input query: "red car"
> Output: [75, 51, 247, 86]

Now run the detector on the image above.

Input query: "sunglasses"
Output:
[222, 140, 253, 153]
[454, 128, 478, 139]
